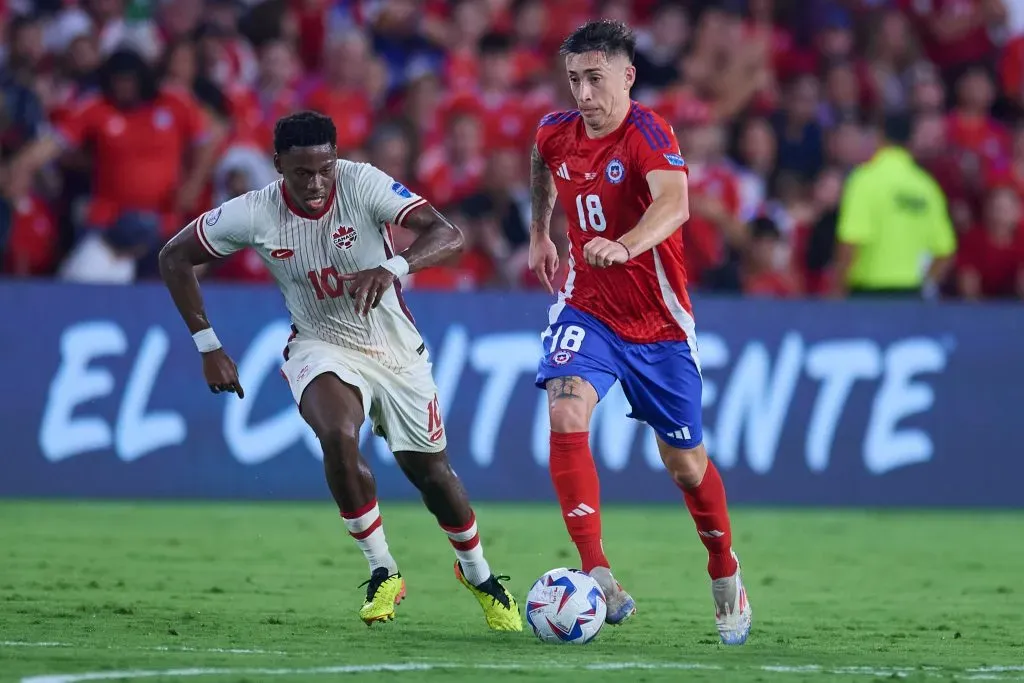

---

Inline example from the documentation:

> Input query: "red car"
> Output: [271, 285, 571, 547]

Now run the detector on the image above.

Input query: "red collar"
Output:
[281, 180, 336, 220]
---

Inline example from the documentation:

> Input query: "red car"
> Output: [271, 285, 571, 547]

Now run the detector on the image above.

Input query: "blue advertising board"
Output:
[0, 281, 1020, 507]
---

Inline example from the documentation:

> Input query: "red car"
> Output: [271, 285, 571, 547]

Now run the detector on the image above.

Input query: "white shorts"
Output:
[281, 338, 447, 454]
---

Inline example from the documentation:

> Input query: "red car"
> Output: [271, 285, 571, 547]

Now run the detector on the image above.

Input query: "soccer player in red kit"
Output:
[529, 20, 752, 645]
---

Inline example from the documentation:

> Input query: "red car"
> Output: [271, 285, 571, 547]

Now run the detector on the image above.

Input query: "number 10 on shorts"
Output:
[549, 324, 586, 353]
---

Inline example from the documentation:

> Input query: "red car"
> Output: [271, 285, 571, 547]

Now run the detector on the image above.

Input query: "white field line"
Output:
[1, 642, 288, 656]
[13, 661, 1024, 683]
[5, 643, 1023, 682]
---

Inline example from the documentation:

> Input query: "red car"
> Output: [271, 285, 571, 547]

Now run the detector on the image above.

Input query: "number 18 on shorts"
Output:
[534, 306, 704, 450]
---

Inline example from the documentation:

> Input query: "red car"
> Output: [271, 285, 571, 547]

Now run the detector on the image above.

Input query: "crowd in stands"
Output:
[1, 0, 1023, 299]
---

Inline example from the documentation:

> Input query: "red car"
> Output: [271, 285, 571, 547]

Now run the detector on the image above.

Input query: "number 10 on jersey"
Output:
[576, 194, 606, 232]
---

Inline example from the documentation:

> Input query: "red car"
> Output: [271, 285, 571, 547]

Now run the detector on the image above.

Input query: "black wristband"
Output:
[617, 241, 631, 261]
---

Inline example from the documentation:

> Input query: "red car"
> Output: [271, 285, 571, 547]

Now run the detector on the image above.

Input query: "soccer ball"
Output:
[525, 568, 607, 644]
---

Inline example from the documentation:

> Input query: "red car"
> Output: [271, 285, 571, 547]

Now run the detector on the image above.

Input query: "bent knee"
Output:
[397, 451, 455, 490]
[662, 445, 708, 489]
[548, 399, 593, 433]
[546, 376, 597, 433]
[317, 423, 362, 459]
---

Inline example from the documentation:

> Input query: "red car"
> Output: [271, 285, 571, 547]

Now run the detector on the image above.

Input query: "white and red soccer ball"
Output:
[525, 568, 607, 644]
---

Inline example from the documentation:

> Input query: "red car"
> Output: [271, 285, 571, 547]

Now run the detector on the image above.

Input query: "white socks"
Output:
[340, 500, 398, 575]
[341, 502, 492, 586]
[442, 512, 491, 586]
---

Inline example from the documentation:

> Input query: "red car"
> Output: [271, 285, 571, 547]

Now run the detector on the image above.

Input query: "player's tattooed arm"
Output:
[529, 144, 561, 293]
[530, 144, 556, 236]
[397, 203, 465, 272]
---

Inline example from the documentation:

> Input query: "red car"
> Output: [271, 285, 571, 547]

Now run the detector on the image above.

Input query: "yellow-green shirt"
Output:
[836, 147, 956, 289]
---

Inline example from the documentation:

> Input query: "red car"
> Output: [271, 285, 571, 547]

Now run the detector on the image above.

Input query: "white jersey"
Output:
[196, 160, 429, 370]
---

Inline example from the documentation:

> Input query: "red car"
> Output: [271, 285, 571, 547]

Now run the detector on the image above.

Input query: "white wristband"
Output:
[381, 255, 410, 278]
[192, 328, 222, 353]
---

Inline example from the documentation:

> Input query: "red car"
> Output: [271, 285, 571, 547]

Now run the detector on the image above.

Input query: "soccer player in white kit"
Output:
[158, 112, 522, 631]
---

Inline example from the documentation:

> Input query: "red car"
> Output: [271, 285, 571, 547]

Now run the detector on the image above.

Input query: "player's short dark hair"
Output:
[273, 111, 337, 154]
[884, 113, 912, 146]
[479, 32, 513, 56]
[99, 48, 158, 103]
[559, 19, 635, 63]
[751, 216, 782, 240]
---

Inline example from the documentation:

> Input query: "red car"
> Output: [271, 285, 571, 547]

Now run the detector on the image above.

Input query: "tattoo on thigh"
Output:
[547, 376, 584, 401]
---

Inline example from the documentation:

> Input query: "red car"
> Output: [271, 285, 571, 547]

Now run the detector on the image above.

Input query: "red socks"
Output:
[680, 460, 738, 580]
[549, 429, 737, 581]
[549, 431, 609, 572]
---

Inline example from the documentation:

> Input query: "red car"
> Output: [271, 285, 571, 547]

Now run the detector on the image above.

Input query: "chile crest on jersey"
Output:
[605, 158, 625, 184]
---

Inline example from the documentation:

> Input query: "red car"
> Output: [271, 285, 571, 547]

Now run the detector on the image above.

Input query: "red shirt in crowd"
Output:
[410, 250, 494, 290]
[3, 194, 58, 276]
[56, 87, 208, 234]
[956, 225, 1024, 297]
[684, 165, 741, 285]
[947, 112, 1011, 175]
[902, 0, 995, 70]
[743, 270, 800, 297]
[303, 85, 372, 152]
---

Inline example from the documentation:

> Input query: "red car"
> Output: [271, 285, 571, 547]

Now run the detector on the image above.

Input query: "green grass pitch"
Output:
[1, 502, 1022, 682]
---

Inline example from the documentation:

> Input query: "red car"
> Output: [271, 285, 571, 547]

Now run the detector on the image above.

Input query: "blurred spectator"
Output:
[417, 107, 485, 208]
[904, 0, 1005, 79]
[773, 74, 825, 180]
[444, 0, 491, 93]
[252, 39, 302, 151]
[793, 166, 845, 296]
[912, 108, 973, 228]
[705, 215, 799, 298]
[730, 117, 777, 222]
[2, 195, 59, 276]
[304, 31, 374, 154]
[6, 49, 220, 276]
[742, 216, 800, 297]
[955, 185, 1024, 298]
[684, 120, 747, 287]
[833, 115, 957, 298]
[947, 65, 1010, 200]
[461, 146, 530, 285]
[58, 210, 160, 283]
[632, 1, 688, 97]
[867, 9, 920, 116]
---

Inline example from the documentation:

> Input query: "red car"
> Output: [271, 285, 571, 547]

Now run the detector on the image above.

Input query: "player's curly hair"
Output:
[273, 111, 337, 155]
[559, 19, 635, 62]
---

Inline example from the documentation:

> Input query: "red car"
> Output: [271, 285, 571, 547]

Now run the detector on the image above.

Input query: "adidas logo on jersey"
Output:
[566, 503, 595, 518]
[556, 162, 570, 180]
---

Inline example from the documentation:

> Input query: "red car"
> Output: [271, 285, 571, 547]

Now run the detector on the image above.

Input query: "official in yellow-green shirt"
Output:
[834, 116, 957, 298]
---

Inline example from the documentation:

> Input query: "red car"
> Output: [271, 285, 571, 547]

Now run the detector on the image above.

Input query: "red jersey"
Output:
[56, 88, 208, 233]
[536, 101, 694, 344]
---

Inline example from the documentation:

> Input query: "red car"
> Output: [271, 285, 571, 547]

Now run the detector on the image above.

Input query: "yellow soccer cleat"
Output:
[454, 561, 523, 632]
[358, 567, 406, 625]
